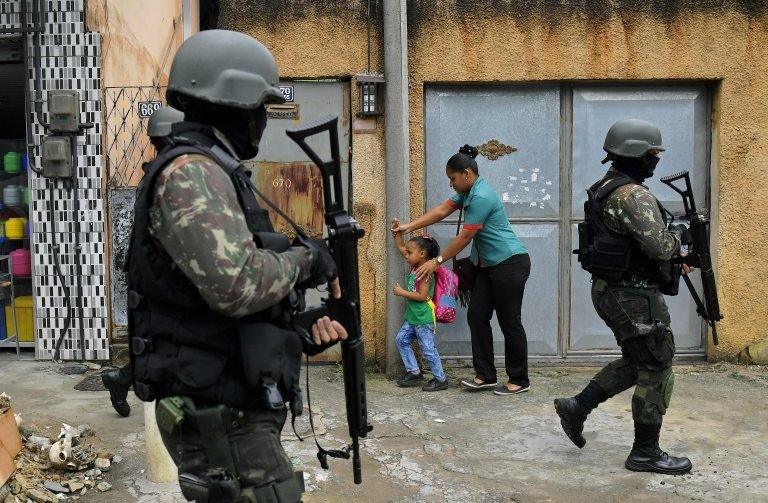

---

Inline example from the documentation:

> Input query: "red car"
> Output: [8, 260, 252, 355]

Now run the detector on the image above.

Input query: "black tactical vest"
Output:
[125, 125, 303, 412]
[575, 170, 676, 289]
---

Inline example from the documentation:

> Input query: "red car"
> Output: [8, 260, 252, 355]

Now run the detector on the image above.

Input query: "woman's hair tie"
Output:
[459, 144, 479, 159]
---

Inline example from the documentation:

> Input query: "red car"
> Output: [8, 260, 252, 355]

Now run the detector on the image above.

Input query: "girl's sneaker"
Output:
[397, 371, 424, 387]
[422, 378, 448, 392]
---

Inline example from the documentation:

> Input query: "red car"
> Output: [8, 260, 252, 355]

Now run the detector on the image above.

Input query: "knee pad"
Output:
[632, 368, 673, 423]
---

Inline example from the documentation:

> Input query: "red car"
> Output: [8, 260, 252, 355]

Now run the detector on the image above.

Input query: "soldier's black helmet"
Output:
[166, 30, 285, 112]
[603, 119, 665, 159]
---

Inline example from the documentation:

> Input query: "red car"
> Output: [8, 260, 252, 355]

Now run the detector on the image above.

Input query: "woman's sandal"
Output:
[460, 377, 498, 390]
[492, 384, 531, 396]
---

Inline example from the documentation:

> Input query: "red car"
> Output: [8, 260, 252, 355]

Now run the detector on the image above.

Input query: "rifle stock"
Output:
[660, 171, 723, 345]
[287, 115, 372, 484]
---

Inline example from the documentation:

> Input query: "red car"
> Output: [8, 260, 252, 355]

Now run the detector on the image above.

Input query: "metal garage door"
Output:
[424, 84, 710, 359]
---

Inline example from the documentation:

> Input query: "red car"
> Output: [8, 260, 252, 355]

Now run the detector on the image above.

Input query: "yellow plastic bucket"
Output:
[5, 296, 34, 342]
[5, 218, 24, 240]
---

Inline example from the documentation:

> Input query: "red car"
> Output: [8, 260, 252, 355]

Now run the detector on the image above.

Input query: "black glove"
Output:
[294, 237, 337, 288]
[671, 224, 692, 246]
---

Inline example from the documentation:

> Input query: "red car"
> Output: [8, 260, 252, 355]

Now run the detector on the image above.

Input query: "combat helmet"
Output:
[166, 29, 285, 111]
[147, 106, 184, 138]
[602, 119, 665, 159]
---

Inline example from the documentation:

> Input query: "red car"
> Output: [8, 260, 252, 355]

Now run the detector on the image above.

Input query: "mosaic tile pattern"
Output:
[1, 0, 108, 360]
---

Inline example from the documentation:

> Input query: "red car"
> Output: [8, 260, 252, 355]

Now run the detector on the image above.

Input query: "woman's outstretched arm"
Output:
[394, 201, 457, 233]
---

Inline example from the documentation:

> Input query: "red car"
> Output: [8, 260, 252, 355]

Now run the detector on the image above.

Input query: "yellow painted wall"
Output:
[216, 1, 768, 361]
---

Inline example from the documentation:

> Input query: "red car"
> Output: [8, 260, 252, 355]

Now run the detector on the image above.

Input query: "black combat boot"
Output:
[554, 381, 607, 448]
[102, 368, 132, 417]
[625, 422, 692, 475]
[553, 397, 589, 448]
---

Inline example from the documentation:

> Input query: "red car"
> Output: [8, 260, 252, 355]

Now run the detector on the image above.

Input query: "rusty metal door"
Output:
[253, 80, 351, 360]
[251, 81, 351, 237]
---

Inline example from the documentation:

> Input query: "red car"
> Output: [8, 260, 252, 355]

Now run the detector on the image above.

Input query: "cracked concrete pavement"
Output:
[1, 353, 766, 502]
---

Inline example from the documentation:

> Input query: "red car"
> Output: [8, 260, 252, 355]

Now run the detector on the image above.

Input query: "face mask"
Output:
[644, 152, 660, 175]
[613, 152, 660, 183]
[246, 106, 268, 155]
[185, 106, 267, 160]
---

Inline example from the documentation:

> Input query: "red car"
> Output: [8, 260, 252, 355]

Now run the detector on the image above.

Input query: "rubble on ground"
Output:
[0, 394, 119, 503]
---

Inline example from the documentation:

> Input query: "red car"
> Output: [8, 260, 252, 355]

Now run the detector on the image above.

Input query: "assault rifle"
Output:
[287, 115, 372, 484]
[661, 171, 723, 345]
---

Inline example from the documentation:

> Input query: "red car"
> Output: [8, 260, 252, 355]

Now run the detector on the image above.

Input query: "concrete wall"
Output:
[86, 0, 184, 88]
[214, 0, 768, 361]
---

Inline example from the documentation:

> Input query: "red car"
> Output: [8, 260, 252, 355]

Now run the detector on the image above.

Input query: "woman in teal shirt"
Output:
[394, 145, 532, 395]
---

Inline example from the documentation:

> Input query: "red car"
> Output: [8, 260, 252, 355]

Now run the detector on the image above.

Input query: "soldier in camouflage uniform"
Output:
[555, 119, 694, 475]
[125, 31, 345, 502]
[102, 106, 185, 418]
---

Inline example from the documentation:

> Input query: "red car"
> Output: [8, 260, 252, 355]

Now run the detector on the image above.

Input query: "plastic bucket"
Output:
[3, 152, 21, 174]
[5, 296, 34, 342]
[10, 249, 31, 277]
[5, 218, 25, 240]
[3, 186, 22, 206]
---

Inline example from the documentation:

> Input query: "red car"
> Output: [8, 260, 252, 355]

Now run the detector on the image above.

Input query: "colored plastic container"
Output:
[0, 304, 6, 340]
[5, 296, 34, 342]
[3, 185, 22, 206]
[5, 218, 25, 240]
[0, 203, 5, 244]
[21, 154, 28, 172]
[3, 152, 21, 174]
[22, 187, 29, 205]
[10, 249, 30, 277]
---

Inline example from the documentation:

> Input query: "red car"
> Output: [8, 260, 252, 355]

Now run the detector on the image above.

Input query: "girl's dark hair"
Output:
[446, 144, 479, 175]
[408, 235, 440, 259]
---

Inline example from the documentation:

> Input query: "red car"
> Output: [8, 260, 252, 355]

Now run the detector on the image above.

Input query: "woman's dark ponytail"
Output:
[447, 144, 479, 175]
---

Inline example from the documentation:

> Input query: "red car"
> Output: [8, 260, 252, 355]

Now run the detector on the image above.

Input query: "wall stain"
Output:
[408, 1, 768, 39]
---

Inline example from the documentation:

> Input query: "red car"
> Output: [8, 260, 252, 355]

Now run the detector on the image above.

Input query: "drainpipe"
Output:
[383, 0, 409, 377]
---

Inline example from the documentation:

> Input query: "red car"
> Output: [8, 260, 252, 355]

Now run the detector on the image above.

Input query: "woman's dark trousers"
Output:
[467, 254, 531, 387]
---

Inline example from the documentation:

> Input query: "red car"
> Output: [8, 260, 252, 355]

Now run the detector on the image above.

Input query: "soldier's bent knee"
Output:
[632, 368, 674, 423]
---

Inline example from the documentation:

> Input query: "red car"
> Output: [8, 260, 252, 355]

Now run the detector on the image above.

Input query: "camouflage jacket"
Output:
[148, 151, 313, 318]
[601, 168, 681, 288]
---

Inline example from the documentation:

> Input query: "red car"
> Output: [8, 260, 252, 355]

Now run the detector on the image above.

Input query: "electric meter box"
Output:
[41, 136, 73, 178]
[48, 90, 80, 134]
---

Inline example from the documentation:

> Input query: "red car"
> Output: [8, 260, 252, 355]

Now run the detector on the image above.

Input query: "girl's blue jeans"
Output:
[395, 321, 445, 381]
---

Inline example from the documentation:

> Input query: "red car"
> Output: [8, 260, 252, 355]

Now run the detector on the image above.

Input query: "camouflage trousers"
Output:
[589, 279, 676, 425]
[157, 403, 304, 502]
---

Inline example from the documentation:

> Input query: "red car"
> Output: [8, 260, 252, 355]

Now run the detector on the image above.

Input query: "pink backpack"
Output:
[432, 265, 458, 324]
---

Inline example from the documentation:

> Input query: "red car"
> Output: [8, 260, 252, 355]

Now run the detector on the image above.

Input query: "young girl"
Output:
[391, 219, 448, 392]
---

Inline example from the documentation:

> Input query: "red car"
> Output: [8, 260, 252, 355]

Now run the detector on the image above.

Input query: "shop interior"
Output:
[0, 36, 34, 356]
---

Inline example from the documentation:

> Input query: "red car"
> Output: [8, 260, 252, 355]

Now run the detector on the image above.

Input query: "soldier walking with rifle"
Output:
[555, 119, 717, 475]
[125, 30, 369, 502]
